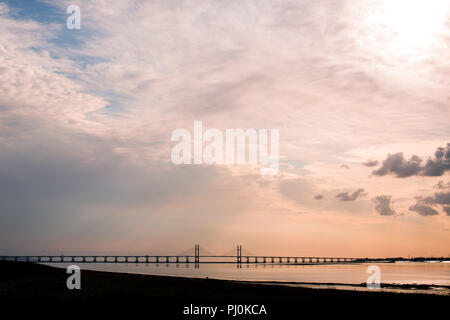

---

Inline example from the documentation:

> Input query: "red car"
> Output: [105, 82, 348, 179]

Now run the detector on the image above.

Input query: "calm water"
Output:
[47, 261, 450, 287]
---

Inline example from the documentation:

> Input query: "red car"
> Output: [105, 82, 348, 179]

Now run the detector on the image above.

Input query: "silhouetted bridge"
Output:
[0, 245, 361, 264]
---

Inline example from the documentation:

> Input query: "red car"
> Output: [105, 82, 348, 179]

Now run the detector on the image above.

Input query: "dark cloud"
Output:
[336, 188, 366, 201]
[372, 144, 450, 178]
[0, 134, 260, 254]
[434, 180, 450, 189]
[409, 191, 450, 217]
[362, 160, 378, 167]
[422, 144, 450, 176]
[408, 203, 439, 216]
[431, 192, 450, 206]
[372, 153, 422, 177]
[421, 192, 450, 206]
[340, 164, 350, 169]
[314, 194, 324, 200]
[423, 182, 450, 215]
[372, 195, 396, 216]
[443, 206, 450, 216]
[442, 206, 450, 216]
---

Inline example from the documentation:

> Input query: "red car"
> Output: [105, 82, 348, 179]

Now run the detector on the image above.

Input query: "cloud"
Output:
[372, 153, 422, 177]
[0, 133, 275, 253]
[336, 188, 366, 201]
[0, 6, 107, 139]
[340, 164, 350, 169]
[278, 178, 314, 203]
[408, 203, 439, 216]
[421, 192, 450, 206]
[372, 195, 396, 216]
[422, 144, 450, 176]
[1, 0, 450, 256]
[434, 180, 450, 189]
[443, 206, 450, 216]
[372, 144, 450, 178]
[362, 160, 378, 167]
[314, 194, 324, 200]
[431, 192, 450, 206]
[409, 191, 450, 217]
[0, 3, 9, 15]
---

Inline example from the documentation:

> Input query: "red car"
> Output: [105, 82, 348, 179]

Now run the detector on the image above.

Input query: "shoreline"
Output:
[43, 261, 450, 293]
[253, 280, 450, 296]
[39, 260, 450, 294]
[1, 260, 449, 316]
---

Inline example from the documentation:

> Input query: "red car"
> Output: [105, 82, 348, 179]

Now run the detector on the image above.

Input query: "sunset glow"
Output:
[0, 0, 449, 259]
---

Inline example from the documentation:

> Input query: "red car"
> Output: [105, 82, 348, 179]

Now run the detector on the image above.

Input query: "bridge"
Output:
[0, 244, 361, 264]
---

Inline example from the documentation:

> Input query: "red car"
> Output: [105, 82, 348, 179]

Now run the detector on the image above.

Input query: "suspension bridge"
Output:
[0, 244, 362, 264]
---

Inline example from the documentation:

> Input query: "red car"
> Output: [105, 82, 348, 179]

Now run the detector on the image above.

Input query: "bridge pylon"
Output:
[194, 244, 200, 263]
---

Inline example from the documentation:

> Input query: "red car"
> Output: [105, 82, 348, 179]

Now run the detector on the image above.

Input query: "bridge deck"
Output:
[0, 255, 360, 264]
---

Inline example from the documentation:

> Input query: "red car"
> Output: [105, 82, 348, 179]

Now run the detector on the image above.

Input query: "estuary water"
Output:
[46, 261, 450, 291]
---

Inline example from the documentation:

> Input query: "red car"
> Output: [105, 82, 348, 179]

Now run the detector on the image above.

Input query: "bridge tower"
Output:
[236, 245, 242, 263]
[194, 244, 200, 263]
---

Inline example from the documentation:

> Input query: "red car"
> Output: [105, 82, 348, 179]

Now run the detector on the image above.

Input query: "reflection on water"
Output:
[46, 262, 450, 292]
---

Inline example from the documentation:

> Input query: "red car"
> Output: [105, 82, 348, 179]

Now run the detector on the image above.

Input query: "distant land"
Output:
[354, 257, 450, 263]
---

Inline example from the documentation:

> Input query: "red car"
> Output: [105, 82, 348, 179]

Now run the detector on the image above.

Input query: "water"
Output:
[46, 261, 450, 288]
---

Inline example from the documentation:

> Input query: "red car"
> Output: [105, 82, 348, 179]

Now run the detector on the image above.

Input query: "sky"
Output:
[0, 0, 449, 257]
